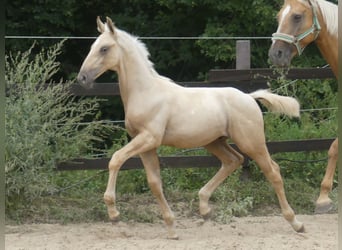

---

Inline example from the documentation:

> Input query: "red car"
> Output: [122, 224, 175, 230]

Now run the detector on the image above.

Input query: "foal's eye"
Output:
[100, 46, 109, 54]
[293, 14, 302, 22]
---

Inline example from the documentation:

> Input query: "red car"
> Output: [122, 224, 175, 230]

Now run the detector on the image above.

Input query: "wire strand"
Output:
[5, 35, 272, 40]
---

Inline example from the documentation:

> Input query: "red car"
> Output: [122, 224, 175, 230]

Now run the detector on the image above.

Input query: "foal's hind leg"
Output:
[199, 138, 244, 218]
[245, 147, 304, 232]
[140, 150, 178, 239]
[315, 138, 338, 214]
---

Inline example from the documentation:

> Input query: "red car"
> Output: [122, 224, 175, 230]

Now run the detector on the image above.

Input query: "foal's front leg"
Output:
[140, 150, 178, 239]
[103, 131, 159, 221]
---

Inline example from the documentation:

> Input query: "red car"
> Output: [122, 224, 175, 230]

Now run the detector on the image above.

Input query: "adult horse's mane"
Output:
[309, 0, 338, 36]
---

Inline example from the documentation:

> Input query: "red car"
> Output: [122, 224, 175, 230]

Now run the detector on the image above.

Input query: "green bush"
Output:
[5, 41, 116, 220]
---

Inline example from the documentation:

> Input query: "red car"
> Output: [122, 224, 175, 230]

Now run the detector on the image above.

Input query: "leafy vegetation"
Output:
[6, 0, 337, 80]
[5, 41, 117, 220]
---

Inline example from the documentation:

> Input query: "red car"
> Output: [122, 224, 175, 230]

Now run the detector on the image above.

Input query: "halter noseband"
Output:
[271, 1, 321, 55]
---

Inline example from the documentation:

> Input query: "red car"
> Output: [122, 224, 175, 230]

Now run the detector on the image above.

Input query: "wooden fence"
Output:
[69, 67, 334, 96]
[57, 66, 335, 171]
[58, 138, 335, 171]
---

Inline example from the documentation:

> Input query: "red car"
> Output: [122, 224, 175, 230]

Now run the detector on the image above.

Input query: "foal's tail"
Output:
[250, 89, 300, 118]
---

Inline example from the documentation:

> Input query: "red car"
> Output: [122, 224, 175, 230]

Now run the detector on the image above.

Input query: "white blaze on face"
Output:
[273, 5, 291, 44]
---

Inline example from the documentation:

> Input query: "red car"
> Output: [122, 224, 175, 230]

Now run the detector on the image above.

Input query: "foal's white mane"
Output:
[301, 0, 338, 37]
[112, 26, 172, 81]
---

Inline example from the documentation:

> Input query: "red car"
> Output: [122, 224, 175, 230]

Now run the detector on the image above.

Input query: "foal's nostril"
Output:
[276, 50, 283, 59]
[77, 73, 87, 84]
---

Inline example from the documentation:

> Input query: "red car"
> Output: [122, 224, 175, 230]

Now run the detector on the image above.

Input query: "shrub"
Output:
[5, 41, 115, 220]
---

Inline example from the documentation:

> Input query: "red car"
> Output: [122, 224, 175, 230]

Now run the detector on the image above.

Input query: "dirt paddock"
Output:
[5, 214, 337, 250]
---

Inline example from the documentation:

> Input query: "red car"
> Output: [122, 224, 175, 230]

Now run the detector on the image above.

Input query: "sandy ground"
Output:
[5, 214, 337, 250]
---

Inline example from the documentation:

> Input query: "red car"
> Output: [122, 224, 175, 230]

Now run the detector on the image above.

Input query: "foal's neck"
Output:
[117, 48, 157, 107]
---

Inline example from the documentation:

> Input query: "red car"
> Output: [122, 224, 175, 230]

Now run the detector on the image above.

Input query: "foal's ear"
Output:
[105, 17, 116, 35]
[97, 16, 105, 33]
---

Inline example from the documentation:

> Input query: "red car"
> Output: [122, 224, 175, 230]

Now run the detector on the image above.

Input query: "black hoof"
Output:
[297, 225, 305, 233]
[315, 202, 333, 214]
[110, 217, 120, 224]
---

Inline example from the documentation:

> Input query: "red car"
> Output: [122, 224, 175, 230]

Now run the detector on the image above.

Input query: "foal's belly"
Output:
[160, 93, 233, 148]
[161, 121, 229, 148]
[162, 134, 222, 148]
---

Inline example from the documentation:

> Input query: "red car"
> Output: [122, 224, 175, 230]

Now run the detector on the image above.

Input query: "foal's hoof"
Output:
[315, 202, 333, 214]
[110, 217, 120, 224]
[296, 224, 305, 233]
[201, 209, 212, 220]
[167, 234, 179, 240]
[291, 219, 305, 233]
[107, 206, 120, 220]
[166, 227, 179, 240]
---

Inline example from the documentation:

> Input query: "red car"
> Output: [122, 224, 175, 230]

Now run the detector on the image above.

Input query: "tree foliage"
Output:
[6, 0, 337, 122]
[7, 0, 334, 81]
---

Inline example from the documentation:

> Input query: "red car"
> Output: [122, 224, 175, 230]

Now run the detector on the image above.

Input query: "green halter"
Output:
[272, 1, 321, 55]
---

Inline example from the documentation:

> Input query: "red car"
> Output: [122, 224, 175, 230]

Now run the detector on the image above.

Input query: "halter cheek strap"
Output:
[271, 1, 321, 55]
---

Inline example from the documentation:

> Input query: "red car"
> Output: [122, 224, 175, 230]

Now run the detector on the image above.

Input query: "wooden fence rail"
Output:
[57, 138, 335, 171]
[57, 67, 335, 171]
[69, 67, 334, 96]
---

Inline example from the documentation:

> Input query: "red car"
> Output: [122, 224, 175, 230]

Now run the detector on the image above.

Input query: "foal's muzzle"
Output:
[77, 71, 95, 89]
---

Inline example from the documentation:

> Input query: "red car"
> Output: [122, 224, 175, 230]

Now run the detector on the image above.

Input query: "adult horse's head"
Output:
[77, 17, 119, 88]
[268, 0, 321, 67]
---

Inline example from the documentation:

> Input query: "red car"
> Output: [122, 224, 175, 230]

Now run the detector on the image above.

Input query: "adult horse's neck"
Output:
[315, 7, 338, 78]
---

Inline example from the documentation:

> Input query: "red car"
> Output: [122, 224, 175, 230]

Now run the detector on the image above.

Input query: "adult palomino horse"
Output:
[78, 17, 304, 239]
[269, 0, 338, 214]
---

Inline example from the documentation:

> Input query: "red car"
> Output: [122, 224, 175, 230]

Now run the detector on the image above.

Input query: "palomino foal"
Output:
[78, 17, 304, 239]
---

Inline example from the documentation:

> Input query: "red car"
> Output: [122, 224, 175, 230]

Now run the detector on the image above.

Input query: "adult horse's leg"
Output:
[315, 138, 338, 214]
[245, 146, 304, 232]
[199, 138, 244, 218]
[103, 131, 159, 222]
[140, 150, 178, 239]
